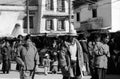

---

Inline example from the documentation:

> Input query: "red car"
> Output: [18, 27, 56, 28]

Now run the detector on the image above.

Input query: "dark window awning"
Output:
[43, 14, 69, 19]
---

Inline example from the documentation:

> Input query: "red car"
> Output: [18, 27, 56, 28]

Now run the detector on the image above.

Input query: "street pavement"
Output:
[0, 63, 62, 79]
[0, 63, 120, 79]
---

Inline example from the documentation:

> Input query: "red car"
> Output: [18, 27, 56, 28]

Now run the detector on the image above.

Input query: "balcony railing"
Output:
[80, 17, 103, 30]
[73, 0, 101, 9]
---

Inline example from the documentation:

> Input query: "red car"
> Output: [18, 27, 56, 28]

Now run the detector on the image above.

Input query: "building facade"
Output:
[23, 0, 38, 34]
[37, 0, 76, 35]
[0, 0, 76, 37]
[0, 0, 26, 37]
[74, 0, 114, 31]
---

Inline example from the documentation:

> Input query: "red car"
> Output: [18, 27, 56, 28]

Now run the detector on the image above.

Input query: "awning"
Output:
[101, 26, 111, 30]
[43, 13, 69, 18]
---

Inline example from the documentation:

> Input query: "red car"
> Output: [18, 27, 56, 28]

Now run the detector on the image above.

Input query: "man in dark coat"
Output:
[58, 35, 71, 79]
[1, 38, 11, 74]
[79, 33, 90, 75]
[15, 34, 24, 71]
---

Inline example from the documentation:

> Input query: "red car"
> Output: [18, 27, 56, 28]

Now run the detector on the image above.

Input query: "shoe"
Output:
[7, 71, 9, 74]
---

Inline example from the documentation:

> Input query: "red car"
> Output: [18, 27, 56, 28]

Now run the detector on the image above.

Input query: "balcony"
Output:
[80, 17, 104, 30]
[43, 12, 69, 18]
[73, 0, 101, 9]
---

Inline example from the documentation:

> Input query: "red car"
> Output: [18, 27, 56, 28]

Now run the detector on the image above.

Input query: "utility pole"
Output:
[26, 0, 30, 34]
[69, 0, 72, 33]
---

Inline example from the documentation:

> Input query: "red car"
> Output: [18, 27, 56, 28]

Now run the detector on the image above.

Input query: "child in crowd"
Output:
[43, 53, 51, 75]
[51, 52, 58, 74]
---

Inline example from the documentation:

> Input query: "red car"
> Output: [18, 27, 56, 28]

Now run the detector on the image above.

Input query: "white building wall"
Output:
[74, 5, 92, 30]
[40, 18, 46, 33]
[80, 5, 92, 22]
[97, 0, 111, 28]
[38, 0, 43, 33]
[65, 0, 69, 13]
[33, 12, 39, 33]
[111, 0, 120, 32]
[39, 0, 75, 34]
[0, 10, 25, 37]
[54, 0, 57, 12]
[65, 20, 70, 32]
[74, 0, 112, 30]
[54, 19, 57, 31]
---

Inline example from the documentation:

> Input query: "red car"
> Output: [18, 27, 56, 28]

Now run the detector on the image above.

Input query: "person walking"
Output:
[65, 32, 84, 79]
[79, 33, 90, 75]
[94, 33, 110, 79]
[43, 53, 51, 75]
[1, 38, 11, 74]
[16, 34, 39, 79]
[51, 51, 58, 74]
[58, 41, 71, 79]
[15, 35, 24, 71]
[57, 35, 71, 79]
[88, 33, 101, 79]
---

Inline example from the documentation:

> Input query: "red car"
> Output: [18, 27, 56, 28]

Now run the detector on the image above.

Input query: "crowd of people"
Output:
[0, 31, 120, 79]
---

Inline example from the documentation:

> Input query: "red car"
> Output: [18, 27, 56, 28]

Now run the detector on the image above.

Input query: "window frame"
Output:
[45, 0, 54, 11]
[76, 12, 80, 22]
[45, 19, 54, 31]
[57, 19, 65, 31]
[57, 0, 65, 12]
[23, 16, 34, 29]
[92, 8, 97, 18]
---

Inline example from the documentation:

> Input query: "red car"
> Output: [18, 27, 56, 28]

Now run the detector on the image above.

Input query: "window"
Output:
[71, 15, 74, 19]
[76, 12, 80, 21]
[57, 0, 65, 12]
[46, 0, 54, 10]
[23, 16, 34, 29]
[92, 9, 97, 18]
[57, 19, 65, 31]
[46, 19, 54, 31]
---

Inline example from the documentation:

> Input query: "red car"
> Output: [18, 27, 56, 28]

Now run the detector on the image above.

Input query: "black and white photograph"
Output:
[0, 0, 120, 79]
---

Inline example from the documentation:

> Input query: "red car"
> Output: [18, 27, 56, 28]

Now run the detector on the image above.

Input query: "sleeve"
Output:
[94, 43, 104, 56]
[34, 48, 39, 65]
[16, 47, 20, 57]
[15, 46, 25, 66]
[1, 47, 4, 55]
[88, 42, 93, 56]
[65, 53, 71, 67]
[43, 59, 45, 66]
[80, 41, 88, 54]
[104, 45, 110, 57]
[94, 47, 104, 56]
[8, 47, 12, 60]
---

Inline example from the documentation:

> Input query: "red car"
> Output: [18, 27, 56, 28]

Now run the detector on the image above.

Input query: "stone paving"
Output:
[0, 63, 62, 79]
[0, 63, 120, 79]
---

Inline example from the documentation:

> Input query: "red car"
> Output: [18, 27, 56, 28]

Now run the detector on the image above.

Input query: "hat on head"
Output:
[68, 30, 78, 36]
[45, 53, 49, 57]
